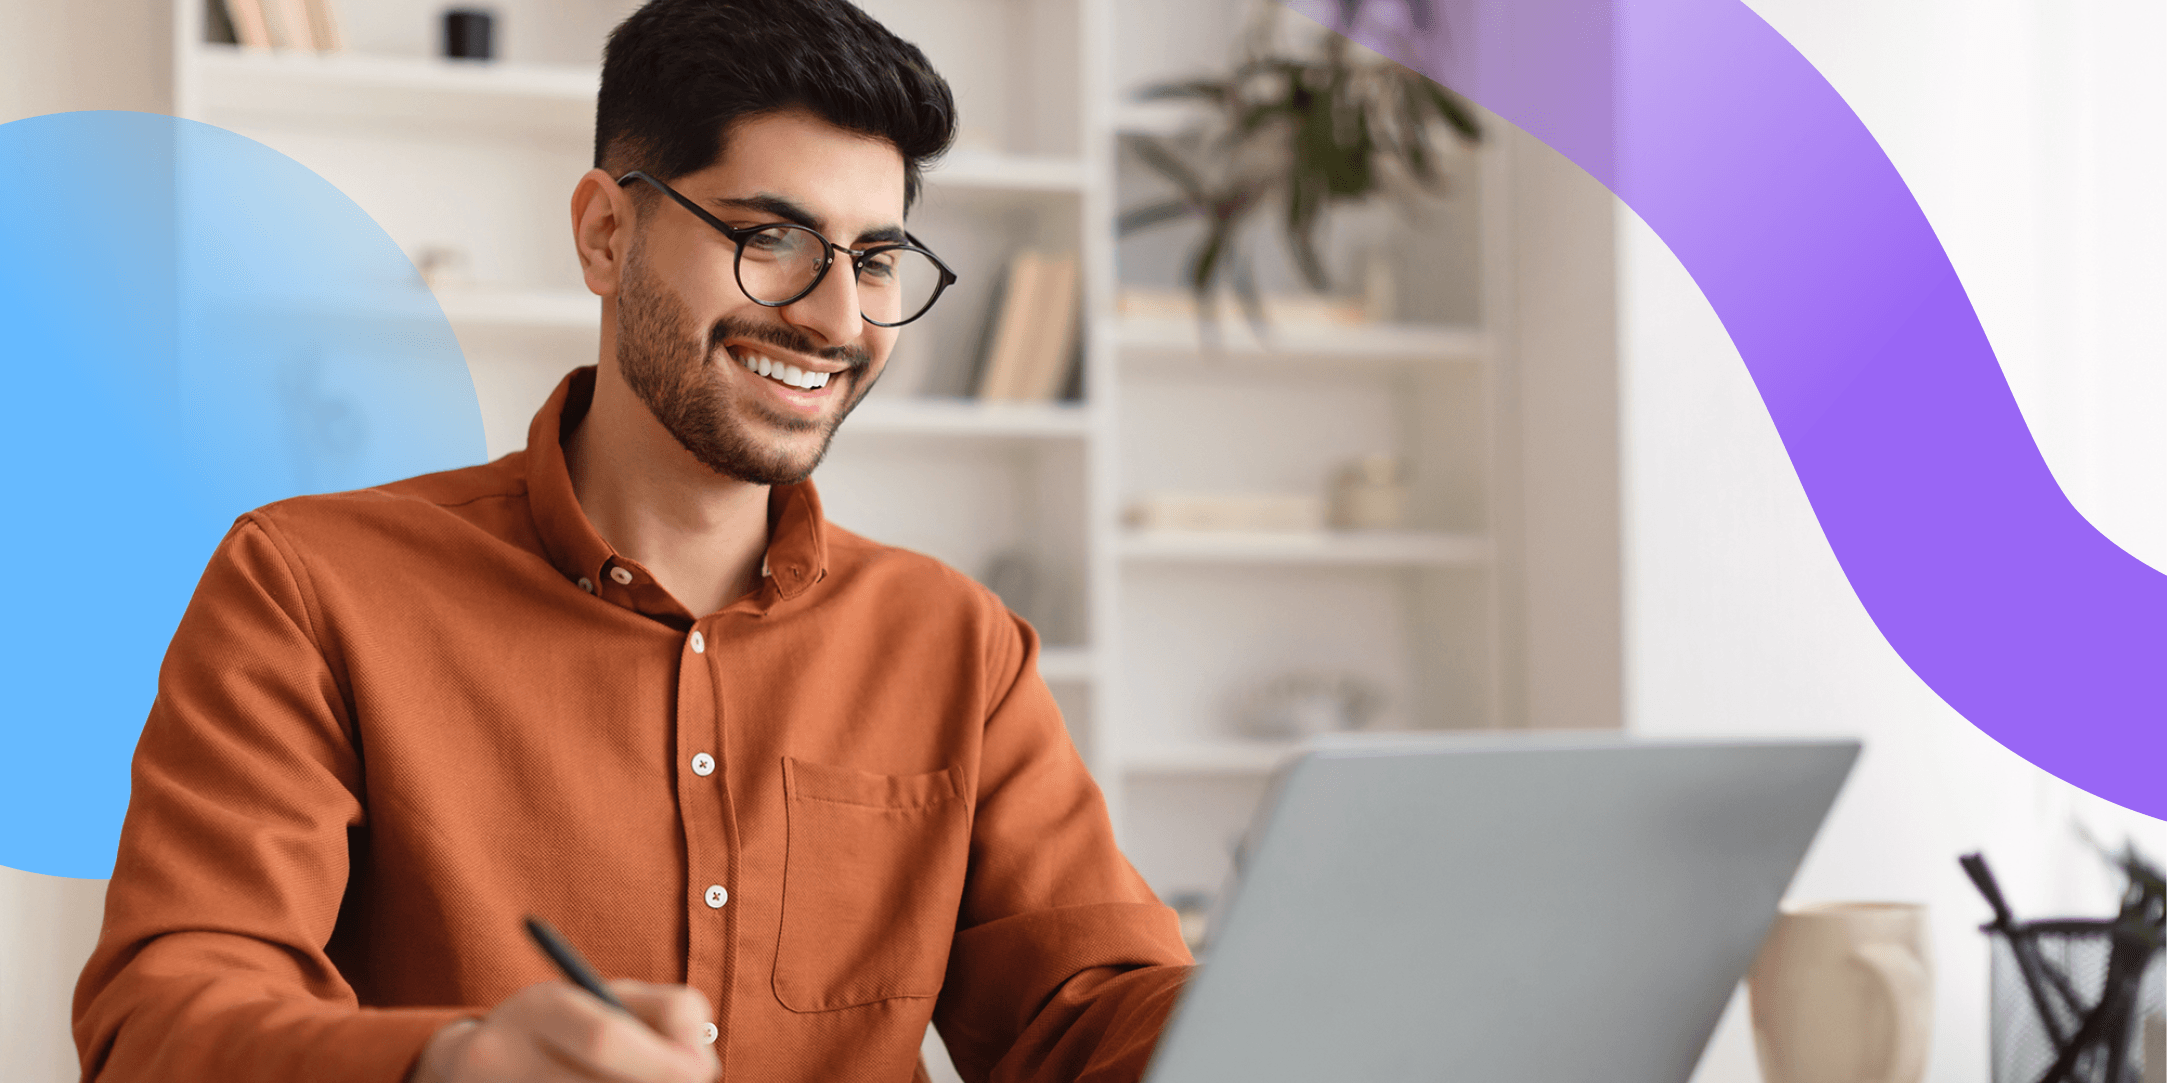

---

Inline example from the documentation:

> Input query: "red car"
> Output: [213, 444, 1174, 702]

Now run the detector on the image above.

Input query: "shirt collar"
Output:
[524, 366, 830, 615]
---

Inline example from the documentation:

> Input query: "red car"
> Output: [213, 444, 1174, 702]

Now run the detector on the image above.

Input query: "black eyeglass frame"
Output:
[617, 170, 958, 328]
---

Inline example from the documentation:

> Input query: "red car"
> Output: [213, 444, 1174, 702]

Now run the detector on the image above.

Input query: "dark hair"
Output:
[595, 0, 957, 211]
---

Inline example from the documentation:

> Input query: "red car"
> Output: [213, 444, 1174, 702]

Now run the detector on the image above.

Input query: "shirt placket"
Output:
[674, 617, 735, 1061]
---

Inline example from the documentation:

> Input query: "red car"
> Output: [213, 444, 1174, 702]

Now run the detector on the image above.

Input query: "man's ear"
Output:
[571, 168, 633, 297]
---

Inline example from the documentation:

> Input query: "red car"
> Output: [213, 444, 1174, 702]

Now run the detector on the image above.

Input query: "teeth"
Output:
[735, 349, 833, 391]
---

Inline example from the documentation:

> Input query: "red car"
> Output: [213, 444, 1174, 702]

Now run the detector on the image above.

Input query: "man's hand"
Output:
[409, 980, 720, 1083]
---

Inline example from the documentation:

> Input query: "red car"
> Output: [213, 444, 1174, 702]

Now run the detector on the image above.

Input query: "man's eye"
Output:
[857, 253, 898, 281]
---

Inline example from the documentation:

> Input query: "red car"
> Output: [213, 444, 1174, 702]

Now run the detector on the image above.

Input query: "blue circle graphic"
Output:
[0, 111, 484, 878]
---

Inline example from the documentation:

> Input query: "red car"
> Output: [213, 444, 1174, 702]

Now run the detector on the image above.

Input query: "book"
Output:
[261, 0, 316, 50]
[225, 0, 272, 48]
[205, 0, 239, 45]
[974, 250, 1046, 400]
[303, 0, 346, 52]
[1012, 253, 1079, 401]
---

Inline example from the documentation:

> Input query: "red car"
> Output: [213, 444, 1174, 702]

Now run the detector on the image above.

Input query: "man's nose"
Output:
[781, 259, 864, 347]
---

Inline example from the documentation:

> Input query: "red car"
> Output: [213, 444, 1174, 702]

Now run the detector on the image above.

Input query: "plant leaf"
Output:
[1190, 216, 1235, 297]
[1282, 172, 1332, 292]
[1135, 79, 1234, 107]
[1116, 198, 1198, 236]
[1420, 79, 1484, 144]
[1122, 133, 1209, 205]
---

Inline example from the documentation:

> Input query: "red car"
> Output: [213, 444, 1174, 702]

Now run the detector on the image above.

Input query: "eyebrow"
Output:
[707, 192, 908, 247]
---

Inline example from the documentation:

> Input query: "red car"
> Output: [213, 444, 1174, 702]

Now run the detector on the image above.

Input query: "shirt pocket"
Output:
[774, 756, 971, 1012]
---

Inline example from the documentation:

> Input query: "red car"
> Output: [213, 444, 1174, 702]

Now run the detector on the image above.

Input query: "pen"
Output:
[524, 915, 634, 1015]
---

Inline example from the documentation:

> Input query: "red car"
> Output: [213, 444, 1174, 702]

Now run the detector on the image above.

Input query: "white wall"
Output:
[1623, 2, 2167, 1081]
[0, 4, 170, 1077]
[1504, 125, 1622, 731]
[0, 0, 172, 126]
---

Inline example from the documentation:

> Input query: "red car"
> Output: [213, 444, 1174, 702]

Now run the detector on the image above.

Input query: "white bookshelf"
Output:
[164, 0, 1605, 995]
[1122, 740, 1302, 777]
[189, 48, 598, 129]
[1118, 529, 1489, 567]
[927, 150, 1089, 194]
[1113, 316, 1492, 370]
[1035, 645, 1096, 684]
[846, 398, 1093, 439]
[433, 286, 597, 330]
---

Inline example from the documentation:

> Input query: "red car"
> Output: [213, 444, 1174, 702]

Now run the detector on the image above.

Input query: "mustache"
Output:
[708, 318, 871, 371]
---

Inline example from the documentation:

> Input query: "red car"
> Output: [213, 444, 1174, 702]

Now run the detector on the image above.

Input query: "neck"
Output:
[565, 313, 771, 616]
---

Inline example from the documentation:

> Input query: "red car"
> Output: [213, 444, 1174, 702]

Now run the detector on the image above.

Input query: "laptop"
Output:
[1142, 734, 1859, 1082]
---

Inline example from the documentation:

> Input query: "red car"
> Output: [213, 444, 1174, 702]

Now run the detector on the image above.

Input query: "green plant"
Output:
[1118, 0, 1481, 329]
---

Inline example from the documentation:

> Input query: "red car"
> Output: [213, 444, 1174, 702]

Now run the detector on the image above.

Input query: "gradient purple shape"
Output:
[1290, 0, 2167, 813]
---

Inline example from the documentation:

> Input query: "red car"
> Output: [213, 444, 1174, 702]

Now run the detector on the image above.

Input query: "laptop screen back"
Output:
[1143, 736, 1858, 1083]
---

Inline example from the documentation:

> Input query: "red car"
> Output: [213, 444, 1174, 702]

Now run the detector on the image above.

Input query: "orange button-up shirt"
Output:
[74, 367, 1192, 1083]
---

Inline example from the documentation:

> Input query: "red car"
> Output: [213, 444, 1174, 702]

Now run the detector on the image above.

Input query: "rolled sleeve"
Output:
[72, 515, 466, 1083]
[933, 609, 1195, 1083]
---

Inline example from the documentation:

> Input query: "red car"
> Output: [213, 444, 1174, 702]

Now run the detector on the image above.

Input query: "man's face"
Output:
[614, 109, 907, 485]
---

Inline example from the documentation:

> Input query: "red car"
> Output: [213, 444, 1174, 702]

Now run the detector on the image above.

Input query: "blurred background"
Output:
[1, 1, 2163, 1080]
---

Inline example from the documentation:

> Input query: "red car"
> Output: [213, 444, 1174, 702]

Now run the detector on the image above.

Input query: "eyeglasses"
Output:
[618, 170, 958, 328]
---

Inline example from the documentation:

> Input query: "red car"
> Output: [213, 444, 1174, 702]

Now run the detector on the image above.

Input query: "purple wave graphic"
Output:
[1290, 0, 2167, 812]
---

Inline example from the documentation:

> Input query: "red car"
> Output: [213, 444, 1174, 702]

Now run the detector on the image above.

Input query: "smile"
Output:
[732, 347, 834, 391]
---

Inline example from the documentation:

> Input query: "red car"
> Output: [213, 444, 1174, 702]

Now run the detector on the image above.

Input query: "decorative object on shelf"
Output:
[980, 547, 1074, 642]
[973, 250, 1080, 402]
[1232, 672, 1386, 740]
[1165, 892, 1214, 953]
[1328, 453, 1407, 529]
[1963, 848, 2167, 1083]
[409, 245, 470, 289]
[1125, 491, 1325, 533]
[443, 8, 496, 61]
[1747, 901, 1932, 1083]
[1115, 0, 1481, 332]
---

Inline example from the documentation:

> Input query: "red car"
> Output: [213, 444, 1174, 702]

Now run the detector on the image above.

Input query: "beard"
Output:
[614, 245, 876, 486]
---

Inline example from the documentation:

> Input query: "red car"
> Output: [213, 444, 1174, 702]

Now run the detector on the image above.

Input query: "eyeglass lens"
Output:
[736, 225, 944, 325]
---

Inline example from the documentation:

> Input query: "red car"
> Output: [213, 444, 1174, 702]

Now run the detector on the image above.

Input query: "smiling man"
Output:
[70, 3, 1193, 1082]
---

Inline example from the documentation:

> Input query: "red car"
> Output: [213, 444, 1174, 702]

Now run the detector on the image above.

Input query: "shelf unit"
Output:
[163, 0, 1575, 994]
[1113, 316, 1492, 369]
[1119, 528, 1490, 567]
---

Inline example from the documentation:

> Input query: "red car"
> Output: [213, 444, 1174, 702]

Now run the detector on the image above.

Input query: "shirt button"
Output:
[703, 884, 728, 909]
[700, 1022, 718, 1045]
[690, 631, 705, 654]
[691, 753, 715, 776]
[577, 577, 594, 593]
[609, 566, 634, 585]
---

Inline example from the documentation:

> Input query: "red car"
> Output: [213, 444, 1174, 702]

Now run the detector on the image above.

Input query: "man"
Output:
[71, 2, 1193, 1081]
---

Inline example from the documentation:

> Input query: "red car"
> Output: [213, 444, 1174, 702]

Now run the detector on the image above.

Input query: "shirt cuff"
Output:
[299, 1006, 478, 1083]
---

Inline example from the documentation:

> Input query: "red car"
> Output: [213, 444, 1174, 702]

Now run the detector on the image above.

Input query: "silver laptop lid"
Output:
[1144, 735, 1859, 1083]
